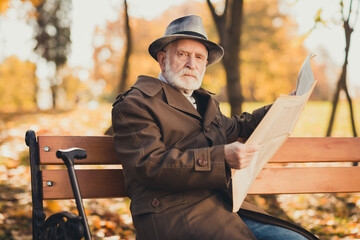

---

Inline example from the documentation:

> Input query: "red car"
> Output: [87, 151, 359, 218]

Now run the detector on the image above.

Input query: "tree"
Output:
[92, 1, 132, 96]
[240, 0, 308, 102]
[0, 56, 37, 111]
[100, 0, 132, 135]
[33, 0, 72, 109]
[326, 0, 359, 137]
[117, 0, 132, 94]
[0, 0, 42, 14]
[207, 0, 244, 116]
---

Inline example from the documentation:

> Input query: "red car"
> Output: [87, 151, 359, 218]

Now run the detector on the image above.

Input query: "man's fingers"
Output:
[235, 152, 254, 169]
[240, 157, 252, 169]
[239, 151, 255, 160]
[243, 144, 259, 153]
[224, 142, 260, 169]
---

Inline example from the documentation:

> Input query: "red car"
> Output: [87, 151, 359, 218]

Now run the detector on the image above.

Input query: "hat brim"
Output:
[148, 34, 224, 66]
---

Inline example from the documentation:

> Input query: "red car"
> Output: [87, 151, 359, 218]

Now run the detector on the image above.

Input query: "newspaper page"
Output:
[232, 54, 316, 212]
[296, 54, 316, 96]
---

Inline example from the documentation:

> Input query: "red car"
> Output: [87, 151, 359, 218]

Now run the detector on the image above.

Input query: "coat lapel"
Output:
[132, 75, 201, 118]
[162, 82, 201, 118]
[194, 89, 218, 127]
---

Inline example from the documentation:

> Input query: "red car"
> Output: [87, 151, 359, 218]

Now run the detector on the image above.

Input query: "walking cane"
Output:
[56, 148, 92, 240]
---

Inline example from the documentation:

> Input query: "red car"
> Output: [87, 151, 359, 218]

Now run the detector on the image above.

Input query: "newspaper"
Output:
[232, 54, 316, 212]
[296, 54, 316, 96]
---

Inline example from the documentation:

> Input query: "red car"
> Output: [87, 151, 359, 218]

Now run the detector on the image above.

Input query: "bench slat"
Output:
[42, 169, 127, 199]
[248, 167, 360, 194]
[38, 136, 121, 164]
[38, 136, 360, 200]
[38, 136, 360, 165]
[271, 137, 360, 163]
[42, 166, 360, 199]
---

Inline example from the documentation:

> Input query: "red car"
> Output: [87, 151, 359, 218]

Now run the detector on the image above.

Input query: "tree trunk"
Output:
[33, 67, 39, 110]
[207, 0, 244, 116]
[326, 74, 342, 137]
[117, 0, 132, 94]
[50, 84, 57, 110]
[326, 18, 357, 137]
[105, 0, 132, 136]
[345, 90, 358, 137]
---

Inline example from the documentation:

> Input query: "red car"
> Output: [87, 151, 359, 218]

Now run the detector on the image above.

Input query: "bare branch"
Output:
[341, 0, 345, 22]
[347, 0, 354, 21]
[206, 0, 226, 36]
[206, 0, 220, 20]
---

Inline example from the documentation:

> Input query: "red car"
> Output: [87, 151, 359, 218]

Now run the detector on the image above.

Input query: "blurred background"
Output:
[0, 0, 359, 239]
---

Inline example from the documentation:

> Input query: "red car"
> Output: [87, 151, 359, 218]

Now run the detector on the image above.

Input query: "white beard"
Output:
[162, 57, 205, 93]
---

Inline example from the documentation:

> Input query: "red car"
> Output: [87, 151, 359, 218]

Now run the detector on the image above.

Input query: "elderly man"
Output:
[112, 15, 318, 240]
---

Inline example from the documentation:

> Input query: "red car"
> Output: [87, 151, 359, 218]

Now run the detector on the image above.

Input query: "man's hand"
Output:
[224, 142, 258, 169]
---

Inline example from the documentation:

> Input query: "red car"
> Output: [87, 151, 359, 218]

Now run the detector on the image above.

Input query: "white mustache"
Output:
[178, 68, 200, 80]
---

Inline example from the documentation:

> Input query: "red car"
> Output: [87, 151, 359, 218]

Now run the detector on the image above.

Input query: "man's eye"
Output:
[196, 56, 205, 62]
[178, 52, 187, 58]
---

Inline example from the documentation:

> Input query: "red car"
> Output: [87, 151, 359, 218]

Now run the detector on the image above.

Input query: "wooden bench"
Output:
[25, 130, 360, 239]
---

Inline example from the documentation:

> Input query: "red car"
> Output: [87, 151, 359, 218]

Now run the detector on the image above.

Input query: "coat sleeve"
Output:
[223, 104, 272, 143]
[112, 97, 229, 191]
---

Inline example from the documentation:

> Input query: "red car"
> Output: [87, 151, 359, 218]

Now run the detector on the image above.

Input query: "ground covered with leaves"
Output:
[0, 102, 359, 239]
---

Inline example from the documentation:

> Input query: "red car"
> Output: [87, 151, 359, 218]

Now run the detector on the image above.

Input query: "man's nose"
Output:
[185, 55, 196, 69]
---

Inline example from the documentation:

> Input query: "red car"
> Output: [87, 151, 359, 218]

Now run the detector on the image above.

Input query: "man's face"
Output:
[158, 39, 208, 93]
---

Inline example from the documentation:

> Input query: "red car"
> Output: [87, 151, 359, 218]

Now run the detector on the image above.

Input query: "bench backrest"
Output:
[27, 132, 360, 201]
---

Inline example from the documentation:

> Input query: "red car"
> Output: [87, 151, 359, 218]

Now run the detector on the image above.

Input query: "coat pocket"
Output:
[130, 192, 185, 215]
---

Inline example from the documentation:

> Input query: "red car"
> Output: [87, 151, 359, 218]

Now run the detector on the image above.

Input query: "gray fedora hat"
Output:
[148, 15, 224, 66]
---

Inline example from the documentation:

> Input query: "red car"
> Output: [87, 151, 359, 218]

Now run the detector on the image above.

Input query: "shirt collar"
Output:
[158, 72, 167, 83]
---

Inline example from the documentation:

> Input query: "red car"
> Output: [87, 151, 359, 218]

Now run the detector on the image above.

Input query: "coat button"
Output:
[204, 127, 210, 132]
[151, 198, 160, 208]
[197, 157, 208, 166]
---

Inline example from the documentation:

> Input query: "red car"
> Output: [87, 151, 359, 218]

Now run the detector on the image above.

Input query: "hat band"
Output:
[173, 31, 207, 40]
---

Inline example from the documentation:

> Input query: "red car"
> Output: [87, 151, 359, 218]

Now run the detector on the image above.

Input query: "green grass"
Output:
[220, 100, 360, 137]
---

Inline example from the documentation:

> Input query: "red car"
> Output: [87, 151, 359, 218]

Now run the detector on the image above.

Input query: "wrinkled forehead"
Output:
[165, 39, 208, 56]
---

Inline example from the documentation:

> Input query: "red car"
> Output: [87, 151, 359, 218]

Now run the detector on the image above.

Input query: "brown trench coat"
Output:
[112, 75, 318, 240]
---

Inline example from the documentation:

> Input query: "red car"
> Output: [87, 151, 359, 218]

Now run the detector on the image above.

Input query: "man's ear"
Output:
[157, 51, 166, 72]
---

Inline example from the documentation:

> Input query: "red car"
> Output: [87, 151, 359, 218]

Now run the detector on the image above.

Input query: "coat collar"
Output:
[193, 89, 218, 127]
[132, 75, 218, 125]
